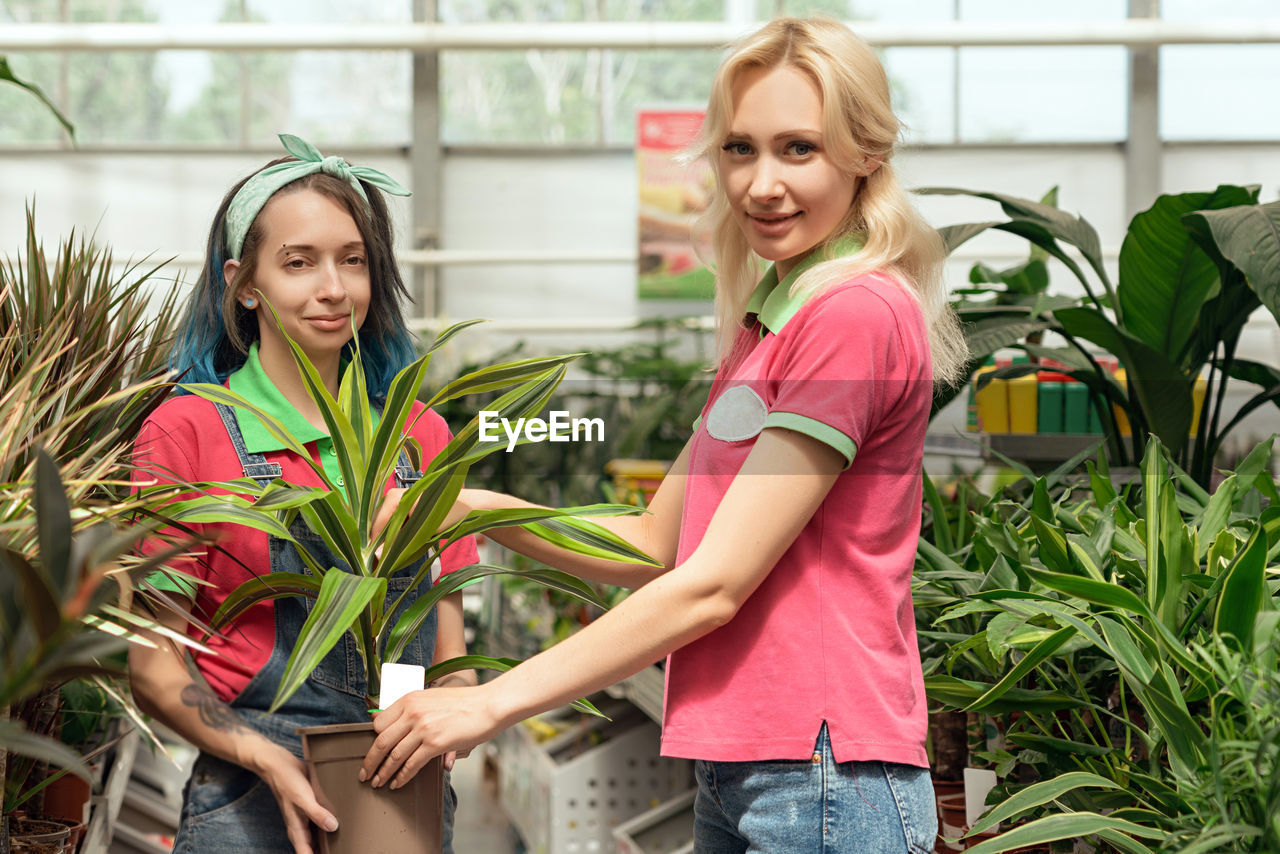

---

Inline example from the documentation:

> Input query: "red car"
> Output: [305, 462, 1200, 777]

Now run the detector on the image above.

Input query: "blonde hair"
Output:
[696, 17, 967, 386]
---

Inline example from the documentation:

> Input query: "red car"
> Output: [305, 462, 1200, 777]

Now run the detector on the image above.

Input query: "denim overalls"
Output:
[172, 403, 456, 853]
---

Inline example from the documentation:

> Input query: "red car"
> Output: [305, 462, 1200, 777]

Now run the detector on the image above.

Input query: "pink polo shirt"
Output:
[660, 264, 932, 766]
[132, 353, 478, 703]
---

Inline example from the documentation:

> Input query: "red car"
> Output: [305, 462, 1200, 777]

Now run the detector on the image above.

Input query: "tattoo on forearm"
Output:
[181, 684, 252, 734]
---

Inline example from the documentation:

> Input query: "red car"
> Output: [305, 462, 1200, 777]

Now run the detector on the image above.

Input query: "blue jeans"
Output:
[692, 724, 936, 854]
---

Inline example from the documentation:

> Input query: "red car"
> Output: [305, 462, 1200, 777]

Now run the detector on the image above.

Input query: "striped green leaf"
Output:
[1214, 523, 1267, 650]
[1025, 566, 1153, 618]
[208, 573, 322, 631]
[423, 354, 582, 409]
[270, 569, 386, 713]
[965, 625, 1077, 711]
[964, 812, 1161, 854]
[358, 351, 432, 538]
[968, 772, 1124, 835]
[523, 516, 661, 567]
[181, 383, 323, 480]
[384, 564, 606, 664]
[258, 296, 363, 504]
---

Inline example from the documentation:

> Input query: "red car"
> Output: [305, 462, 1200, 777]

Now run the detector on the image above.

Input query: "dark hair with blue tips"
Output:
[169, 156, 417, 396]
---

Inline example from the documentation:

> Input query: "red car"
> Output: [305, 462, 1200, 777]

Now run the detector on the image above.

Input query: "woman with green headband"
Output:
[129, 135, 478, 854]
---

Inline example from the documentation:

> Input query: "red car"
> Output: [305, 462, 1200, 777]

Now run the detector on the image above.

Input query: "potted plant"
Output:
[920, 435, 1280, 852]
[1, 452, 203, 854]
[924, 185, 1280, 484]
[165, 304, 659, 854]
[1, 210, 204, 853]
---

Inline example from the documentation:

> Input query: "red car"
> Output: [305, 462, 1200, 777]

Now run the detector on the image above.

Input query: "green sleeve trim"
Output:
[763, 412, 858, 469]
[143, 569, 199, 600]
[692, 414, 702, 432]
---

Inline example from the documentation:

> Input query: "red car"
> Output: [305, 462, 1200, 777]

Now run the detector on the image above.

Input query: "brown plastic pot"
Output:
[299, 721, 443, 854]
[41, 772, 91, 826]
[40, 772, 91, 851]
[935, 792, 967, 852]
[932, 779, 965, 853]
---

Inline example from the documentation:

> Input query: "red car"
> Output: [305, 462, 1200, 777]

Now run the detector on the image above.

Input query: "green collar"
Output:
[227, 343, 329, 452]
[745, 234, 865, 335]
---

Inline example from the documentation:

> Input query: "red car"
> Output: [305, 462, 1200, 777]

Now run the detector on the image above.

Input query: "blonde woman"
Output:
[362, 18, 965, 853]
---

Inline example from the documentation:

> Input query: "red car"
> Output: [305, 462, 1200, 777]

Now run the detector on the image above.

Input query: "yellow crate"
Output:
[605, 459, 671, 507]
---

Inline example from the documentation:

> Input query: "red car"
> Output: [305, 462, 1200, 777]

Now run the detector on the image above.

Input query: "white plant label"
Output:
[379, 662, 425, 710]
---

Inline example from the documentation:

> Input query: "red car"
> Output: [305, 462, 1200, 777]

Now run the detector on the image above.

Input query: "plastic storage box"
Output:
[612, 787, 696, 854]
[495, 696, 691, 854]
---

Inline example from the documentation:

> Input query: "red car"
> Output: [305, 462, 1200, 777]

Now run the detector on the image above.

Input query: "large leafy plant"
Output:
[170, 305, 659, 711]
[0, 208, 204, 823]
[918, 435, 1280, 853]
[925, 185, 1280, 486]
[1, 451, 202, 815]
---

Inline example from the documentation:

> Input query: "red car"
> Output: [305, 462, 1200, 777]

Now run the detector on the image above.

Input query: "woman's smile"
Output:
[748, 211, 803, 237]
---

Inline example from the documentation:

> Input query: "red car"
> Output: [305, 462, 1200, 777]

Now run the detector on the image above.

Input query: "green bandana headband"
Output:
[224, 133, 411, 260]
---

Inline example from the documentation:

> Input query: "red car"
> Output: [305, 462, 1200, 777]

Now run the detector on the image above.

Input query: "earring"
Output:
[244, 297, 256, 308]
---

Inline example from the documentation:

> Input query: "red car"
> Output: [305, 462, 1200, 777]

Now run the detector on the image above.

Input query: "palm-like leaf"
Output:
[198, 303, 661, 709]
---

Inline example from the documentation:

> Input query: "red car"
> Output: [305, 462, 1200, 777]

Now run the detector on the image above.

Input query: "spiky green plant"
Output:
[0, 205, 180, 490]
[0, 208, 208, 820]
[1, 451, 205, 814]
[167, 300, 659, 712]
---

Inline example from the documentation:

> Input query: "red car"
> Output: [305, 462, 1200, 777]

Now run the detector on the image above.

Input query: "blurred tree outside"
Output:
[0, 0, 167, 144]
[2, 0, 862, 148]
[164, 3, 293, 144]
[440, 0, 852, 145]
[0, 0, 293, 146]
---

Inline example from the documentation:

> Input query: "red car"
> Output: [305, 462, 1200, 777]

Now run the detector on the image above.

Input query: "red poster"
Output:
[637, 110, 714, 300]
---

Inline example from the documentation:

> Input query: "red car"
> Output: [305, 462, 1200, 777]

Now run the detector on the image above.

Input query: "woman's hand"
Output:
[251, 742, 340, 854]
[359, 684, 501, 790]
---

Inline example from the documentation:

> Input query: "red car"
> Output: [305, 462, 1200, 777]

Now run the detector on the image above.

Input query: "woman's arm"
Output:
[378, 442, 691, 588]
[426, 591, 473, 770]
[464, 442, 691, 587]
[360, 427, 843, 788]
[129, 606, 339, 854]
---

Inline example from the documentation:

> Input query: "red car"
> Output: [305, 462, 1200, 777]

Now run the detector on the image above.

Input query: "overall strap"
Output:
[394, 451, 421, 489]
[374, 397, 422, 490]
[214, 402, 283, 488]
[216, 398, 419, 490]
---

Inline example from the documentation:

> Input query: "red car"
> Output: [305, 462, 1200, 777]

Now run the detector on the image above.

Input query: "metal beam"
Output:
[1125, 0, 1162, 220]
[411, 0, 442, 320]
[3, 19, 1280, 52]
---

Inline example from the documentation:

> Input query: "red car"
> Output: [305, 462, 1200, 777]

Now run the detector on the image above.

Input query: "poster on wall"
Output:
[636, 109, 715, 300]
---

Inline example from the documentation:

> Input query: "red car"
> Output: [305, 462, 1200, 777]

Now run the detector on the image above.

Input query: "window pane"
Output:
[1160, 45, 1280, 141]
[1162, 0, 1276, 18]
[0, 52, 64, 144]
[959, 0, 1125, 21]
[849, 0, 953, 22]
[608, 49, 718, 144]
[881, 47, 956, 145]
[249, 0, 410, 24]
[283, 51, 411, 145]
[442, 50, 603, 144]
[958, 47, 1126, 143]
[2, 0, 62, 22]
[605, 0, 726, 21]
